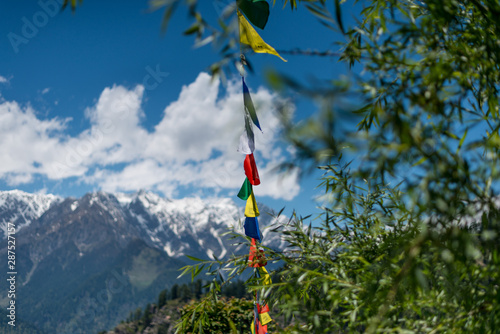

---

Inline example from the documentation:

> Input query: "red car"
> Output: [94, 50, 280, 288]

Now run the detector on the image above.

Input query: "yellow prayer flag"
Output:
[258, 266, 272, 285]
[238, 10, 287, 62]
[245, 191, 260, 217]
[259, 311, 272, 325]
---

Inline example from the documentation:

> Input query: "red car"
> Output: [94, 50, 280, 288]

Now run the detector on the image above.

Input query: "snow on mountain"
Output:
[123, 190, 285, 259]
[0, 189, 287, 259]
[0, 190, 61, 238]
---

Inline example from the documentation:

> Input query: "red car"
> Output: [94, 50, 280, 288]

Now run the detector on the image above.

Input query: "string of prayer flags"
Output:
[245, 191, 260, 217]
[245, 217, 262, 241]
[237, 177, 253, 200]
[244, 153, 260, 185]
[237, 0, 270, 30]
[243, 77, 262, 131]
[234, 4, 285, 332]
[238, 10, 287, 62]
[249, 237, 267, 267]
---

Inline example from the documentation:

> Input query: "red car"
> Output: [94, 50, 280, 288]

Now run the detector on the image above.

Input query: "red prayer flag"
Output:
[257, 304, 270, 314]
[244, 153, 260, 185]
[248, 238, 267, 267]
[251, 320, 268, 334]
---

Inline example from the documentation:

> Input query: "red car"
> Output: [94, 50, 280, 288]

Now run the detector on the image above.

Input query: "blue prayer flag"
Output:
[244, 216, 262, 241]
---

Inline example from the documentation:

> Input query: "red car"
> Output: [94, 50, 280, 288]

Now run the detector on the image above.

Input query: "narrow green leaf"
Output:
[412, 156, 428, 167]
[457, 129, 468, 153]
[184, 23, 200, 35]
[335, 0, 345, 34]
[186, 255, 206, 262]
[161, 2, 179, 33]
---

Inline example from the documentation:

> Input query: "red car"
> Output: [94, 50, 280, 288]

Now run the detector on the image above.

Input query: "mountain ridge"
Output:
[0, 189, 285, 333]
[0, 190, 61, 239]
[1, 189, 285, 259]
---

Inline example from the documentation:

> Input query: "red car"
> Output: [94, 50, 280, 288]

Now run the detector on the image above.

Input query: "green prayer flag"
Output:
[237, 177, 252, 200]
[237, 0, 270, 30]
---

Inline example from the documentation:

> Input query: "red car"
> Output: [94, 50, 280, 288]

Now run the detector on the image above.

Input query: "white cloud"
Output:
[5, 173, 33, 186]
[0, 72, 300, 200]
[145, 73, 242, 163]
[41, 87, 50, 94]
[0, 76, 8, 84]
[255, 162, 301, 201]
[0, 101, 70, 179]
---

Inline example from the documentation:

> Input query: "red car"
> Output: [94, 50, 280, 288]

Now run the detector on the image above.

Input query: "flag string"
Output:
[234, 1, 284, 332]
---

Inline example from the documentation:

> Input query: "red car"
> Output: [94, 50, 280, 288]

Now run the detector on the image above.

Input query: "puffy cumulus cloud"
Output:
[0, 72, 300, 200]
[254, 163, 300, 201]
[0, 101, 70, 180]
[90, 159, 169, 193]
[82, 84, 149, 165]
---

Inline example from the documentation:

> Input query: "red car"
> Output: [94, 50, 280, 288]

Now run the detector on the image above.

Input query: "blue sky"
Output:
[0, 0, 353, 217]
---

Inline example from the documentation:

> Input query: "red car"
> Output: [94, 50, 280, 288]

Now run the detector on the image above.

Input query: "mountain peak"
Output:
[135, 189, 165, 209]
[0, 190, 61, 238]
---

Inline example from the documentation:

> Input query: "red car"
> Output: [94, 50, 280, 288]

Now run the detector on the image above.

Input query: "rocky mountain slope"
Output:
[0, 190, 284, 333]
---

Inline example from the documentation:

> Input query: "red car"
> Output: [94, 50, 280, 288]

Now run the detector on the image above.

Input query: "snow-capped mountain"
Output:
[0, 189, 285, 259]
[122, 190, 285, 259]
[0, 189, 286, 334]
[0, 190, 60, 239]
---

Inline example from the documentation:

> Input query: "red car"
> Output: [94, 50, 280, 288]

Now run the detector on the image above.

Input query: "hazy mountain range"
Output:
[0, 190, 285, 333]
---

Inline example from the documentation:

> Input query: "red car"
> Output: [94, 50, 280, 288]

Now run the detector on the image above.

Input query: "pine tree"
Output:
[170, 283, 179, 300]
[142, 303, 152, 327]
[179, 284, 192, 302]
[193, 279, 202, 299]
[158, 289, 168, 308]
[133, 307, 142, 322]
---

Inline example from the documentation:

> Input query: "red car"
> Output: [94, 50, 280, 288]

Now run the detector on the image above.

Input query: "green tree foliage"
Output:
[178, 297, 256, 334]
[158, 289, 168, 309]
[159, 0, 500, 333]
[193, 279, 203, 299]
[133, 307, 142, 323]
[170, 283, 179, 300]
[221, 279, 249, 299]
[179, 284, 193, 302]
[142, 303, 153, 328]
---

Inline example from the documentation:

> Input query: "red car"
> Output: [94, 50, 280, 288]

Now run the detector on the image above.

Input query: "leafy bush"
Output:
[177, 297, 254, 333]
